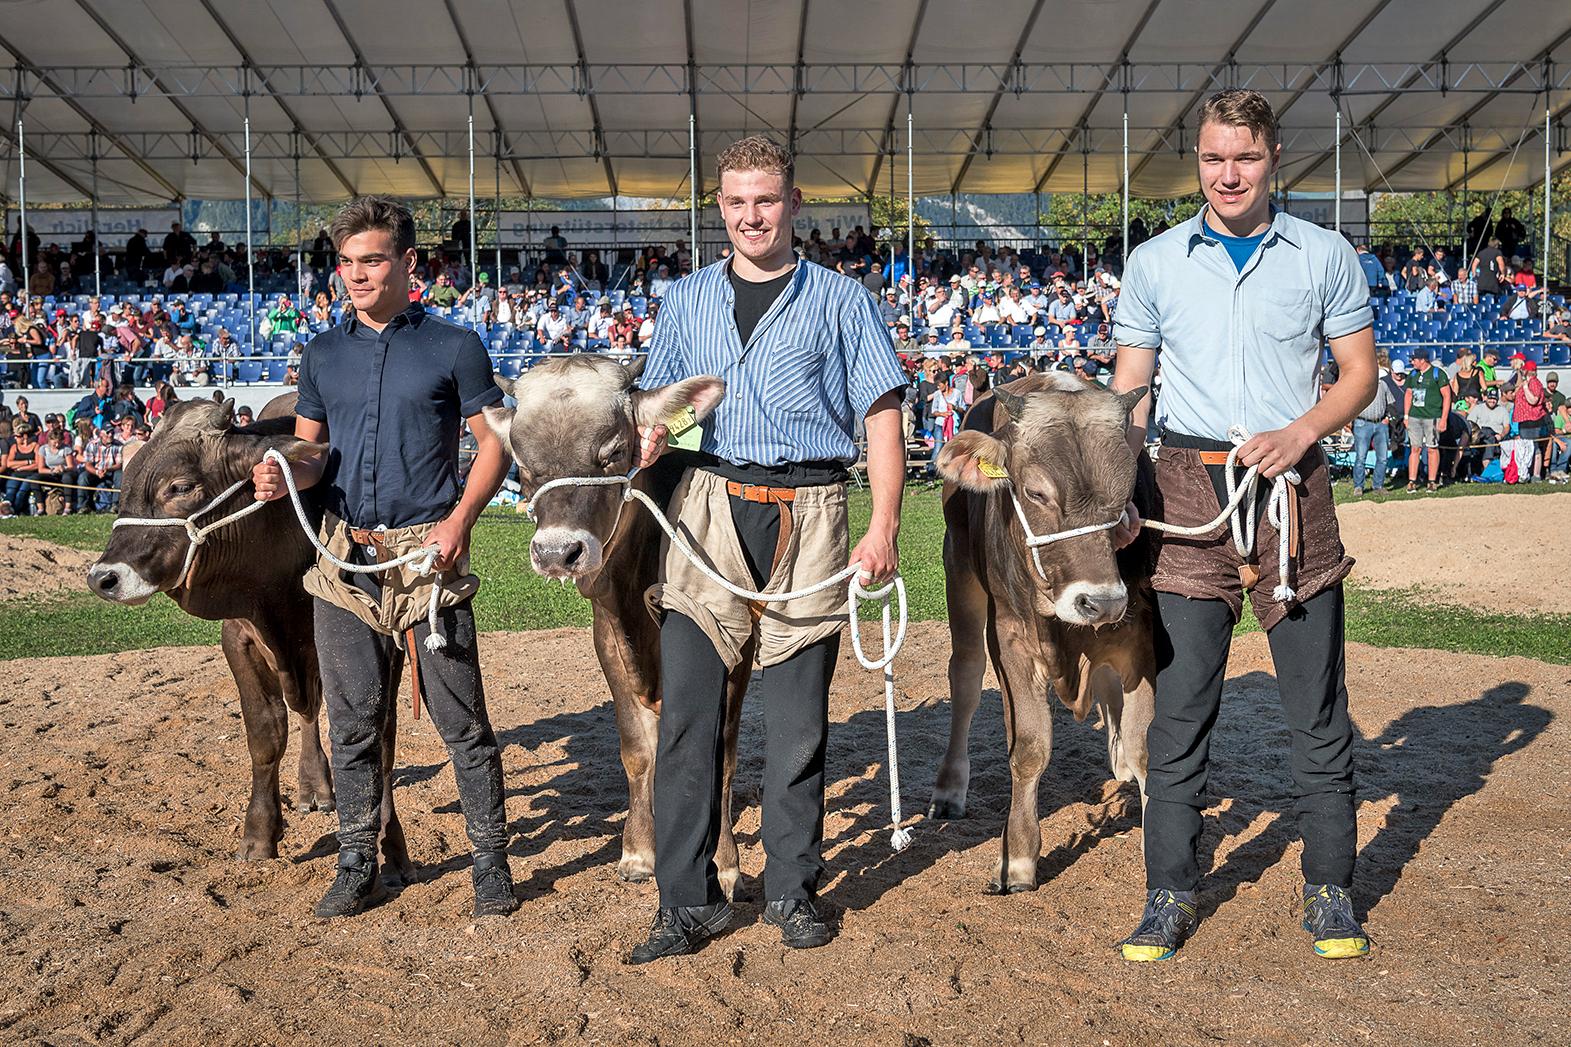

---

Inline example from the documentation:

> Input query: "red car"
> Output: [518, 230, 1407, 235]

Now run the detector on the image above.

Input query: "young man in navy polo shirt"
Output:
[252, 197, 517, 920]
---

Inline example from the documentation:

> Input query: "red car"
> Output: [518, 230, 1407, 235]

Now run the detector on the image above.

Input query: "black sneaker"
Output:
[314, 850, 389, 919]
[1117, 888, 1198, 962]
[763, 898, 834, 950]
[626, 903, 732, 964]
[472, 851, 519, 917]
[1302, 883, 1369, 958]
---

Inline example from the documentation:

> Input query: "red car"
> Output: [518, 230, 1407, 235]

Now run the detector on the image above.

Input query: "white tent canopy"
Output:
[0, 0, 1568, 205]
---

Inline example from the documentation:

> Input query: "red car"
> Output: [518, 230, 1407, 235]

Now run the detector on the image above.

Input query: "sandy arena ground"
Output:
[0, 619, 1567, 1046]
[0, 532, 100, 599]
[1338, 491, 1570, 613]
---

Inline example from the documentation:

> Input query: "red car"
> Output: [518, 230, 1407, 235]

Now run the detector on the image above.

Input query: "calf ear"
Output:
[493, 374, 516, 398]
[936, 430, 1011, 492]
[631, 376, 727, 429]
[1114, 385, 1149, 417]
[993, 387, 1027, 423]
[481, 403, 515, 446]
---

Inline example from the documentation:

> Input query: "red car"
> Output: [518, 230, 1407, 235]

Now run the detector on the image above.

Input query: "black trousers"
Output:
[314, 595, 508, 859]
[653, 495, 840, 908]
[1143, 586, 1357, 892]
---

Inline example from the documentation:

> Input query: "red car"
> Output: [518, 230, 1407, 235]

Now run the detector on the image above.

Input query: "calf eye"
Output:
[167, 482, 198, 497]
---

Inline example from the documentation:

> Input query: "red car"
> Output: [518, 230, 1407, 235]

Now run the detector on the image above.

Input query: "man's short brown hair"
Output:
[716, 135, 794, 187]
[1197, 88, 1278, 152]
[330, 195, 416, 256]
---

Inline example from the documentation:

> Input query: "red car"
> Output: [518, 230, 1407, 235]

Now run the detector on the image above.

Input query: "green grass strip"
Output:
[5, 484, 1567, 664]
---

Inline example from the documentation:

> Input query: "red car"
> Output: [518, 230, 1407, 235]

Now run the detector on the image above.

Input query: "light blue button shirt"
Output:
[1113, 206, 1373, 442]
[640, 257, 909, 466]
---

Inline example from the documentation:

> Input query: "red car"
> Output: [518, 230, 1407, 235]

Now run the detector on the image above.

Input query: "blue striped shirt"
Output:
[1114, 206, 1373, 443]
[639, 257, 908, 466]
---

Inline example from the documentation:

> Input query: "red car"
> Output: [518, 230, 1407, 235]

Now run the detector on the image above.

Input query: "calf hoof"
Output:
[295, 796, 336, 814]
[617, 854, 654, 883]
[717, 867, 740, 902]
[927, 795, 968, 820]
[983, 879, 1038, 896]
[236, 837, 280, 861]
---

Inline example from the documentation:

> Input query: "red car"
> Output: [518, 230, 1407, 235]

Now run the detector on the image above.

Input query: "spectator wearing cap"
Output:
[587, 297, 616, 341]
[1046, 283, 1080, 332]
[1468, 386, 1512, 472]
[1477, 346, 1503, 392]
[1403, 348, 1450, 492]
[1027, 326, 1053, 354]
[80, 422, 122, 511]
[926, 288, 957, 329]
[972, 289, 1002, 327]
[1349, 368, 1395, 495]
[878, 288, 901, 327]
[535, 301, 571, 347]
[1510, 358, 1550, 482]
[1086, 322, 1116, 364]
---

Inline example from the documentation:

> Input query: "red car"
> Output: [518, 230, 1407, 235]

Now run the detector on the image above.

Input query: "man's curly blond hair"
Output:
[716, 135, 794, 186]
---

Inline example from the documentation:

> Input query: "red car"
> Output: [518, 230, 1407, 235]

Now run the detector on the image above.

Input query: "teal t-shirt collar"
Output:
[1202, 213, 1269, 272]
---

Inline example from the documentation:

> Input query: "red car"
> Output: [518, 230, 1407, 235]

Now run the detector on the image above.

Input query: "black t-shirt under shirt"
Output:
[729, 265, 794, 346]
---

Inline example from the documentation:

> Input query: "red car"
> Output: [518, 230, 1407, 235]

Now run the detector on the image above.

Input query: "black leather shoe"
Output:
[471, 851, 519, 918]
[314, 850, 389, 919]
[763, 898, 833, 949]
[626, 903, 732, 964]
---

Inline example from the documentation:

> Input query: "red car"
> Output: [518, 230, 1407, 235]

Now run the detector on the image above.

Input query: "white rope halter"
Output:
[997, 426, 1302, 604]
[527, 470, 913, 851]
[1141, 427, 1302, 603]
[113, 448, 449, 651]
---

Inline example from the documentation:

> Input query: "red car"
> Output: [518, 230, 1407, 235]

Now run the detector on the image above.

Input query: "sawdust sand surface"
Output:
[1, 623, 1567, 1045]
[1338, 490, 1571, 613]
[0, 531, 98, 599]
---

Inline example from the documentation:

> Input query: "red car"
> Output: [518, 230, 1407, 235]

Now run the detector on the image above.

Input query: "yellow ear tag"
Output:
[666, 405, 702, 451]
[977, 459, 1009, 479]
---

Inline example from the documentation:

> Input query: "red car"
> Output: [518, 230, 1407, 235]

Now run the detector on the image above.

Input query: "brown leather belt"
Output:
[724, 481, 795, 622]
[724, 480, 796, 504]
[1196, 449, 1234, 466]
[349, 526, 423, 721]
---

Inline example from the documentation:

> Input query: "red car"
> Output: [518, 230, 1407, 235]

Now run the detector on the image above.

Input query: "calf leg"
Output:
[1086, 662, 1151, 832]
[378, 651, 415, 887]
[930, 538, 990, 820]
[285, 645, 334, 814]
[990, 625, 1052, 894]
[613, 685, 660, 884]
[715, 640, 754, 901]
[221, 621, 288, 860]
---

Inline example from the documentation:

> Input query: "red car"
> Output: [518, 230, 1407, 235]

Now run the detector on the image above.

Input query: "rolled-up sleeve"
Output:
[842, 287, 910, 417]
[295, 339, 326, 421]
[1323, 240, 1375, 339]
[1112, 245, 1161, 349]
[454, 331, 504, 416]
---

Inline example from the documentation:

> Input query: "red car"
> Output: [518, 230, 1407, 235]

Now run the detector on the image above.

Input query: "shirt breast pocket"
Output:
[764, 342, 830, 417]
[1254, 288, 1317, 345]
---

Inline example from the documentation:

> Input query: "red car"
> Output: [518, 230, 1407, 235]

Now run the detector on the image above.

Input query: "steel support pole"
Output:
[467, 103, 477, 307]
[1081, 145, 1089, 277]
[90, 133, 100, 298]
[1334, 107, 1342, 234]
[1545, 104, 1553, 289]
[17, 114, 28, 304]
[906, 93, 915, 290]
[1121, 104, 1130, 271]
[244, 101, 255, 354]
[494, 132, 502, 287]
[294, 146, 303, 303]
[688, 112, 698, 268]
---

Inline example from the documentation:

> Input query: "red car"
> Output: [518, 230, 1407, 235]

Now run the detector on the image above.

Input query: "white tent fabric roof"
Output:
[0, 0, 1567, 204]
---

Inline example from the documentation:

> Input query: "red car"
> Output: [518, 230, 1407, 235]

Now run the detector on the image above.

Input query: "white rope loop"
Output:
[526, 469, 912, 852]
[112, 448, 449, 651]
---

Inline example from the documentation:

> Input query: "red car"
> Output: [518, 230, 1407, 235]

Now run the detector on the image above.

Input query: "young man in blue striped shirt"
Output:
[629, 136, 909, 962]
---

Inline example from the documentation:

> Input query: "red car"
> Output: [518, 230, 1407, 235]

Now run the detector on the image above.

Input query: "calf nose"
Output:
[1059, 583, 1128, 625]
[531, 535, 586, 575]
[88, 563, 121, 596]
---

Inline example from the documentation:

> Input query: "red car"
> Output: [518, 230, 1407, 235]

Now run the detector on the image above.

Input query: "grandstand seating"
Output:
[13, 281, 1568, 390]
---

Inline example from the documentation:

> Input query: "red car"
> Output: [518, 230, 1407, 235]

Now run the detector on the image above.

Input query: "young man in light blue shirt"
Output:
[1110, 90, 1378, 963]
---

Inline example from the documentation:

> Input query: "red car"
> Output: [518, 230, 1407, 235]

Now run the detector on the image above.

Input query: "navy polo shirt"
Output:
[295, 302, 502, 529]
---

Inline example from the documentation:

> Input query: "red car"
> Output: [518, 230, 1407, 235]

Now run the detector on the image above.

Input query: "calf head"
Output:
[938, 373, 1146, 627]
[89, 398, 322, 603]
[483, 356, 724, 580]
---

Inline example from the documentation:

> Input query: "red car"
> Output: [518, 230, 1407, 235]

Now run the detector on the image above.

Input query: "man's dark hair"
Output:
[330, 195, 416, 256]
